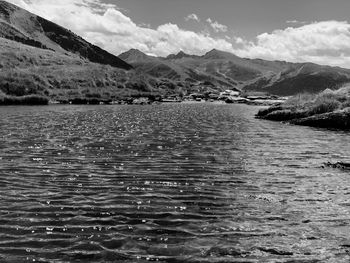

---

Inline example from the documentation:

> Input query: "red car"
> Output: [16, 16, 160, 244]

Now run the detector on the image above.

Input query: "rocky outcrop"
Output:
[256, 106, 309, 122]
[290, 108, 350, 129]
[323, 162, 350, 170]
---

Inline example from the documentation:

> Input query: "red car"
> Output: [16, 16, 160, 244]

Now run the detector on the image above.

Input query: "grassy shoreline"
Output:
[0, 95, 49, 105]
[256, 87, 350, 129]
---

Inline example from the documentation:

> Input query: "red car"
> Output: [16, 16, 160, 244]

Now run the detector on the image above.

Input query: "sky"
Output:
[6, 0, 350, 68]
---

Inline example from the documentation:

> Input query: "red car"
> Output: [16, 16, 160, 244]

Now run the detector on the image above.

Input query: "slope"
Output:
[0, 37, 182, 101]
[244, 63, 350, 96]
[0, 0, 132, 70]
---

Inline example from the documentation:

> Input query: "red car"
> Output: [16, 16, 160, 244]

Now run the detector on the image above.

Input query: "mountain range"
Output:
[119, 49, 350, 96]
[1, 0, 350, 101]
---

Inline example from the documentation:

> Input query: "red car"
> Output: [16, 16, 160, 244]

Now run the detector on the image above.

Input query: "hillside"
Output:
[119, 49, 237, 89]
[0, 37, 182, 102]
[120, 48, 350, 96]
[0, 1, 188, 102]
[0, 0, 132, 70]
[243, 63, 350, 96]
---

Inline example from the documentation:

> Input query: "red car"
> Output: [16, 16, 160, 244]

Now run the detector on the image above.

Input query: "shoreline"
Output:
[256, 90, 350, 130]
[0, 95, 286, 107]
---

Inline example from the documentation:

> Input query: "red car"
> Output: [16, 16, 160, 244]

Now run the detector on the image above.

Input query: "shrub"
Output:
[308, 94, 341, 115]
[284, 93, 314, 109]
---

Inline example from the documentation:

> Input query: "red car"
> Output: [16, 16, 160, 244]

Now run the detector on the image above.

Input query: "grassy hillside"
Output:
[256, 86, 350, 129]
[0, 38, 182, 103]
[0, 0, 132, 70]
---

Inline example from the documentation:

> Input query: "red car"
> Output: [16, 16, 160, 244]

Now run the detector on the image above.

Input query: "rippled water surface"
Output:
[0, 103, 349, 262]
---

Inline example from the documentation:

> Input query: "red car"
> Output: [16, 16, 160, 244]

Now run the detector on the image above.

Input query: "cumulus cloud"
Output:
[185, 13, 200, 22]
[286, 20, 310, 25]
[286, 20, 300, 24]
[5, 0, 233, 56]
[206, 18, 228, 33]
[235, 21, 350, 68]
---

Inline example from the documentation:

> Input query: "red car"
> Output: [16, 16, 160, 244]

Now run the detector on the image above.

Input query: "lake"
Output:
[0, 103, 349, 262]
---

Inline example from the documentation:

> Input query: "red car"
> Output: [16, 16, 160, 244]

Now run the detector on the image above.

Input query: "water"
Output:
[0, 103, 349, 263]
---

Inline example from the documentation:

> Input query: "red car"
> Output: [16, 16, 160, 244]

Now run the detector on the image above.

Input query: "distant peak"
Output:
[166, 50, 198, 60]
[203, 49, 238, 59]
[123, 49, 146, 55]
[118, 48, 154, 63]
[205, 49, 220, 55]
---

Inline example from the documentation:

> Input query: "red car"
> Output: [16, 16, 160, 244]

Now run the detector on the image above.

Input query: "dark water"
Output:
[0, 103, 349, 263]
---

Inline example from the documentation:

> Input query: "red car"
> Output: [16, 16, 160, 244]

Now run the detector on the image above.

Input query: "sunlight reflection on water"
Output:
[0, 104, 349, 262]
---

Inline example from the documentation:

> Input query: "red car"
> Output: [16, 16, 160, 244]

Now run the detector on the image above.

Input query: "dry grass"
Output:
[257, 85, 350, 121]
[284, 88, 350, 114]
[0, 37, 186, 104]
[0, 38, 183, 103]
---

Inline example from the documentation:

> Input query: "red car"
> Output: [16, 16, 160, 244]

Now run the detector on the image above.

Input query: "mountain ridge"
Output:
[0, 0, 132, 70]
[119, 48, 350, 95]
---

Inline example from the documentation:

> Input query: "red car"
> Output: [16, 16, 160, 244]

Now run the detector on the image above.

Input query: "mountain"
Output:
[119, 48, 157, 64]
[244, 63, 350, 95]
[1, 0, 350, 100]
[0, 36, 155, 100]
[119, 49, 236, 88]
[0, 1, 189, 102]
[166, 51, 199, 60]
[120, 48, 350, 96]
[119, 49, 251, 87]
[0, 0, 132, 70]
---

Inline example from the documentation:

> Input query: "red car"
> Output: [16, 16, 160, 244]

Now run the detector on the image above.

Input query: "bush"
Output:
[284, 93, 314, 109]
[308, 94, 341, 115]
[257, 88, 350, 123]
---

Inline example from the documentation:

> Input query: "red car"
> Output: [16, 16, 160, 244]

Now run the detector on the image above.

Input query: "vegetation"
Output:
[0, 0, 132, 70]
[0, 37, 185, 104]
[257, 87, 350, 129]
[0, 94, 49, 105]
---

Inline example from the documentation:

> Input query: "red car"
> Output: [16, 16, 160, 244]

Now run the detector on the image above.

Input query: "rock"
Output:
[302, 219, 312, 223]
[291, 107, 350, 129]
[257, 247, 293, 256]
[324, 161, 350, 170]
[261, 109, 308, 121]
[256, 106, 283, 117]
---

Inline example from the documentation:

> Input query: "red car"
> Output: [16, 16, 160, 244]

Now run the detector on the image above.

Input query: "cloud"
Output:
[5, 0, 233, 57]
[206, 18, 228, 33]
[235, 21, 350, 68]
[185, 13, 200, 22]
[286, 20, 301, 24]
[286, 20, 311, 25]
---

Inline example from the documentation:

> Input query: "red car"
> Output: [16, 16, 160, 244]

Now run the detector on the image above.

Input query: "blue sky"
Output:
[6, 0, 350, 68]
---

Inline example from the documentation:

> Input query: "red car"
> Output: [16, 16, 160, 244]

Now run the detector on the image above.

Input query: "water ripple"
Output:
[0, 104, 349, 262]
